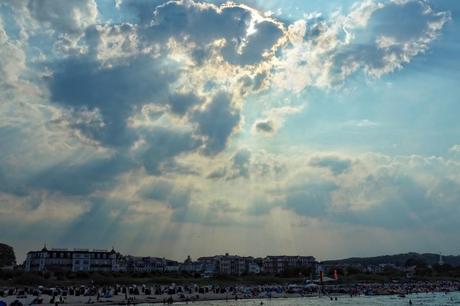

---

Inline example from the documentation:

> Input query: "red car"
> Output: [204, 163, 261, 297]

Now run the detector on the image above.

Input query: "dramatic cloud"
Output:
[48, 52, 183, 144]
[333, 0, 451, 78]
[141, 0, 285, 66]
[273, 0, 451, 90]
[29, 154, 134, 196]
[193, 93, 241, 155]
[0, 0, 457, 260]
[138, 128, 201, 175]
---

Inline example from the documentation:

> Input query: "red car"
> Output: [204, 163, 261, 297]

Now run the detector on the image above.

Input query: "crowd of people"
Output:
[0, 280, 459, 305]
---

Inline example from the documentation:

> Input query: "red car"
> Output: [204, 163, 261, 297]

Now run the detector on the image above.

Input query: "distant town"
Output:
[21, 245, 316, 277]
[1, 243, 459, 280]
[3, 243, 460, 305]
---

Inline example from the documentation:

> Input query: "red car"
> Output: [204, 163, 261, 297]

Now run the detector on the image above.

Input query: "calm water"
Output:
[140, 292, 460, 305]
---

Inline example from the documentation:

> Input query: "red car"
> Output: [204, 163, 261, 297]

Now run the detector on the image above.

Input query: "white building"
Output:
[164, 259, 180, 272]
[24, 246, 124, 272]
[181, 256, 204, 273]
[196, 254, 260, 275]
[125, 256, 165, 272]
[248, 262, 261, 274]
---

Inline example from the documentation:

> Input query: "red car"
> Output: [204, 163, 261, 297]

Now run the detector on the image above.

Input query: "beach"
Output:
[2, 292, 460, 306]
[2, 281, 459, 305]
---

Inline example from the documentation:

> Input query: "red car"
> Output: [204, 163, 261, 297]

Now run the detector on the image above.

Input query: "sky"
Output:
[1, 0, 460, 263]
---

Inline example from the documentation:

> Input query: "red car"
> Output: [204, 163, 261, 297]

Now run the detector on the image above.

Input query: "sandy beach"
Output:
[2, 280, 459, 305]
[1, 292, 307, 305]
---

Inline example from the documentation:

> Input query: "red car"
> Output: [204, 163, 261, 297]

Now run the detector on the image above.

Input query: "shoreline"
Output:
[1, 291, 457, 306]
[2, 280, 459, 305]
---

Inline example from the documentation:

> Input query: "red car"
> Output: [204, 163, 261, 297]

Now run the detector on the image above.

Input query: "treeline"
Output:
[323, 263, 460, 282]
[322, 252, 460, 267]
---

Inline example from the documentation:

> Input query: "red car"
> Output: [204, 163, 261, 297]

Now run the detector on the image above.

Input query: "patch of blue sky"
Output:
[272, 61, 460, 157]
[242, 0, 358, 20]
[0, 3, 21, 40]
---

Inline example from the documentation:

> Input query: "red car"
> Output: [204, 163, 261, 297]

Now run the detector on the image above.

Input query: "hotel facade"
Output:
[23, 246, 316, 276]
[24, 246, 124, 272]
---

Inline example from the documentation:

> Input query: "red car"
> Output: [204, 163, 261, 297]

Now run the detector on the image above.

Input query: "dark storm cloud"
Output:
[192, 92, 241, 155]
[309, 156, 352, 175]
[137, 0, 283, 66]
[139, 128, 202, 175]
[29, 154, 134, 196]
[49, 55, 178, 147]
[26, 0, 262, 198]
[41, 0, 284, 160]
[168, 92, 201, 116]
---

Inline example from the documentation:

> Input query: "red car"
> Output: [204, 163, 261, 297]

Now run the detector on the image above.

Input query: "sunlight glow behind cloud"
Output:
[0, 0, 459, 261]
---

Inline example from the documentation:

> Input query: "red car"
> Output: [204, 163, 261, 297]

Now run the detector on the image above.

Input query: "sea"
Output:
[139, 292, 460, 305]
